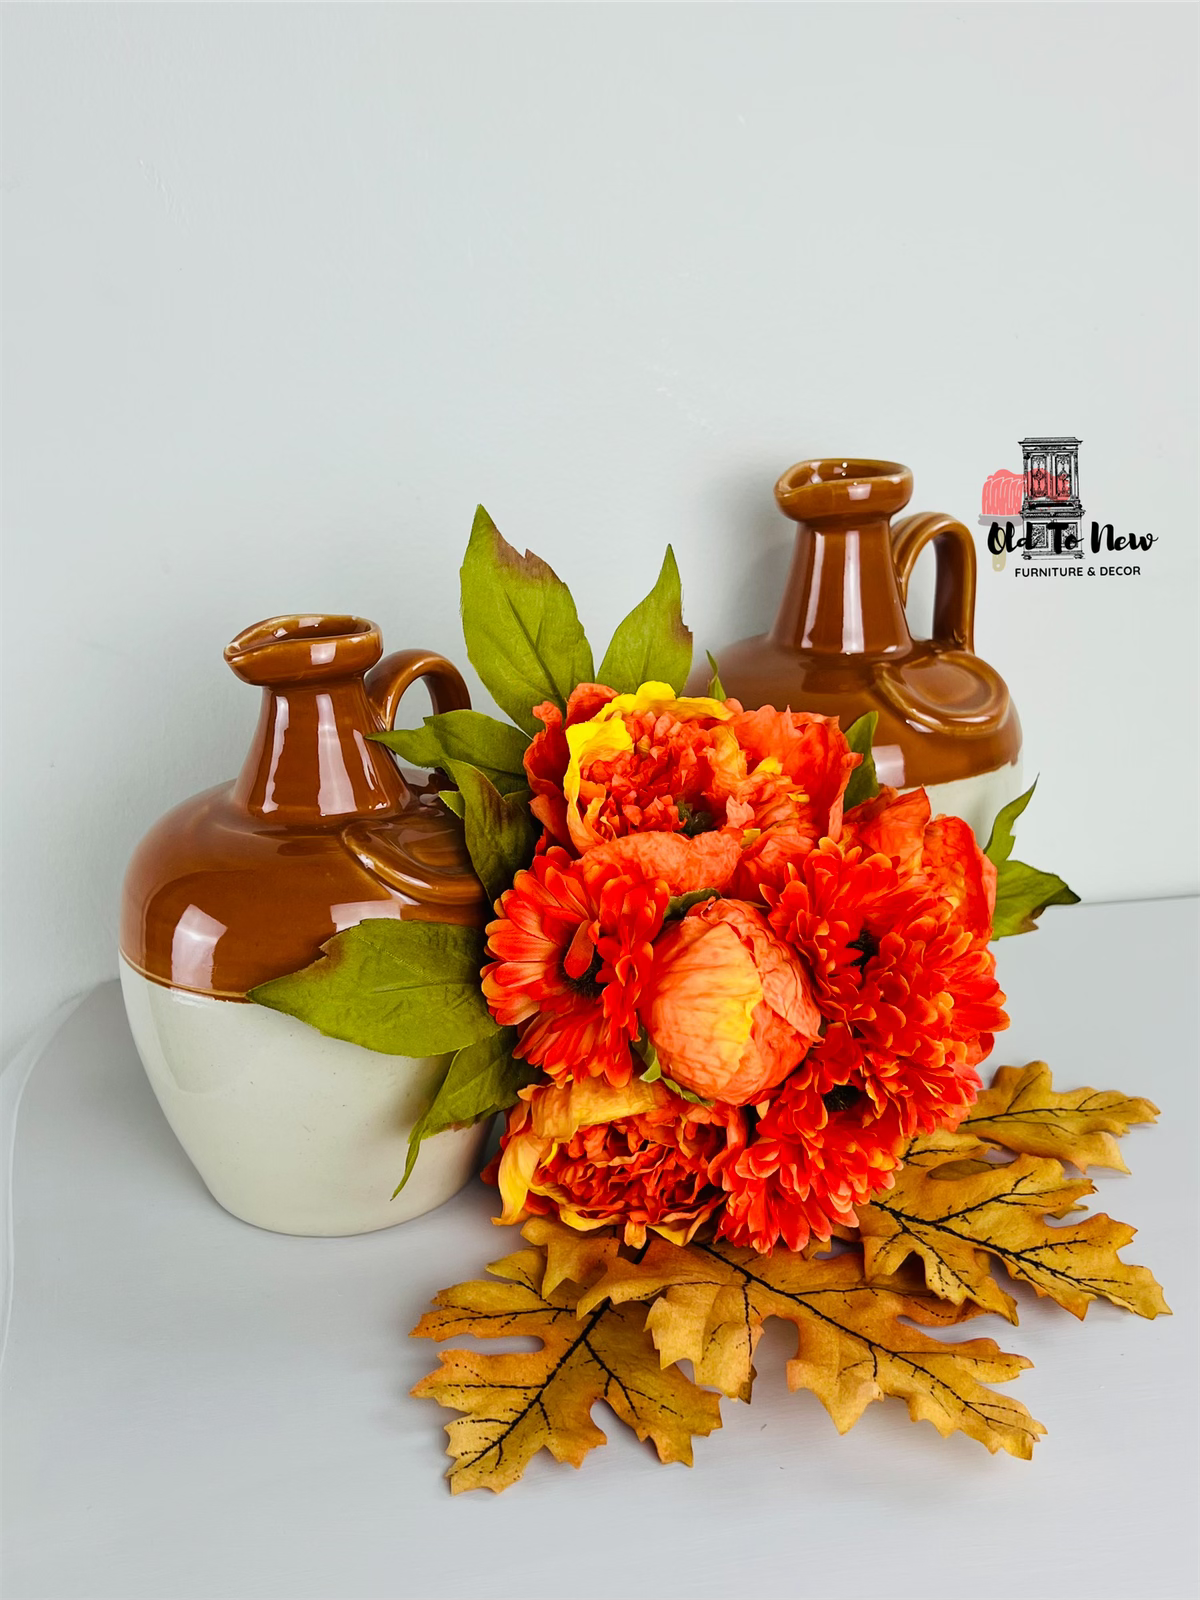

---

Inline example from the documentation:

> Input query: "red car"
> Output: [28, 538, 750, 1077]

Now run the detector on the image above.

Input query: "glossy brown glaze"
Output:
[120, 615, 485, 1000]
[697, 459, 1021, 790]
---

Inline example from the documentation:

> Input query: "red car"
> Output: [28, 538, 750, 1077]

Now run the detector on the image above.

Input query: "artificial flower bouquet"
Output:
[255, 509, 1166, 1492]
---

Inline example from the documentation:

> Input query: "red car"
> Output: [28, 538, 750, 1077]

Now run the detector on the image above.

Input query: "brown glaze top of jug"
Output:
[701, 459, 1021, 790]
[120, 614, 485, 1000]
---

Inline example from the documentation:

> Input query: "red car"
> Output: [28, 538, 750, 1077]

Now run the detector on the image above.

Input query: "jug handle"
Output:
[890, 513, 977, 653]
[364, 648, 471, 730]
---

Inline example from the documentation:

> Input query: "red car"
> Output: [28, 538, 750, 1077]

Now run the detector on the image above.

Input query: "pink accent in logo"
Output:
[982, 469, 1024, 516]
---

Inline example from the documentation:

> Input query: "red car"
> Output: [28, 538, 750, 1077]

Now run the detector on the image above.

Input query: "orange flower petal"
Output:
[642, 919, 762, 1097]
[581, 829, 743, 895]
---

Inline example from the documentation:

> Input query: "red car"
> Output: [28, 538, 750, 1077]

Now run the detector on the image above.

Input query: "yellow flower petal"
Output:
[496, 1129, 550, 1223]
[563, 681, 734, 817]
[531, 1077, 663, 1140]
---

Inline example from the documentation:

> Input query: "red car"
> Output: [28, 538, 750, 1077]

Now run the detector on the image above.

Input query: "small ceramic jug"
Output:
[705, 459, 1023, 838]
[119, 615, 487, 1237]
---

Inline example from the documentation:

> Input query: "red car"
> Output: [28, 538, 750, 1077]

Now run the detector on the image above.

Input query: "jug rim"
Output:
[224, 614, 384, 686]
[775, 458, 914, 522]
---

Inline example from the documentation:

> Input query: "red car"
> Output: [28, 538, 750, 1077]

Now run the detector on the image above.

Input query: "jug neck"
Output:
[771, 513, 913, 658]
[232, 676, 408, 824]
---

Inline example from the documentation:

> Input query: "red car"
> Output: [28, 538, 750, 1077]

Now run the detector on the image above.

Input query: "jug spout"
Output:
[701, 456, 1023, 801]
[771, 460, 914, 659]
[226, 615, 410, 824]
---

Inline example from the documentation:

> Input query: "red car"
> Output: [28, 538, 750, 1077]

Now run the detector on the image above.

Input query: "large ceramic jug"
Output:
[705, 459, 1022, 838]
[119, 614, 487, 1237]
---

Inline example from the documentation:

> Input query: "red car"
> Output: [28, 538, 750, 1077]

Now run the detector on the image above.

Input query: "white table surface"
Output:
[2, 898, 1197, 1600]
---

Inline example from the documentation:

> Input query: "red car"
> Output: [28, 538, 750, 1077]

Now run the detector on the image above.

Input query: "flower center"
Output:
[848, 927, 879, 971]
[566, 947, 605, 999]
[676, 800, 716, 836]
[822, 1084, 862, 1114]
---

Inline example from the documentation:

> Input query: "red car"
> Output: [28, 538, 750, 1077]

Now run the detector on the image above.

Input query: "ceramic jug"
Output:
[705, 459, 1022, 838]
[119, 614, 488, 1237]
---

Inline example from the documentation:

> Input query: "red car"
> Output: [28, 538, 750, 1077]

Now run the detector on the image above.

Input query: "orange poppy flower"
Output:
[638, 899, 821, 1105]
[493, 1076, 747, 1248]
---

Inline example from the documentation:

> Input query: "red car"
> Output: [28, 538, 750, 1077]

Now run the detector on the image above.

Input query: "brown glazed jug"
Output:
[706, 459, 1022, 838]
[119, 615, 488, 1238]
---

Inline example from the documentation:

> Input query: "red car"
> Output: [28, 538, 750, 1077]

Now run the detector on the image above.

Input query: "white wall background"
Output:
[3, 2, 1197, 1064]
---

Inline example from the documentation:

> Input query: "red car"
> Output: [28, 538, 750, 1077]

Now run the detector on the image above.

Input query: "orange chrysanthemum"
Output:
[482, 847, 668, 1086]
[718, 1071, 907, 1253]
[493, 1077, 747, 1247]
[766, 839, 1008, 1134]
[841, 785, 998, 939]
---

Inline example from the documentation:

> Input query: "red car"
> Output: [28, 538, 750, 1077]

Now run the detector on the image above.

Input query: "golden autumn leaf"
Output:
[577, 1233, 1044, 1458]
[858, 1153, 1171, 1321]
[411, 1239, 721, 1493]
[957, 1061, 1160, 1172]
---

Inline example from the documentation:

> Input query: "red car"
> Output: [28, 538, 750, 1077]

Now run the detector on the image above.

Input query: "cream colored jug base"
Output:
[917, 759, 1024, 846]
[118, 957, 488, 1237]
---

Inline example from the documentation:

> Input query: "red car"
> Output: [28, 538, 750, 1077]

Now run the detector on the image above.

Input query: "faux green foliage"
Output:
[665, 887, 720, 920]
[249, 920, 497, 1057]
[634, 1033, 710, 1106]
[442, 759, 537, 904]
[597, 547, 693, 696]
[985, 782, 1080, 937]
[393, 1029, 534, 1196]
[705, 652, 726, 700]
[374, 710, 529, 795]
[842, 711, 881, 810]
[460, 506, 594, 735]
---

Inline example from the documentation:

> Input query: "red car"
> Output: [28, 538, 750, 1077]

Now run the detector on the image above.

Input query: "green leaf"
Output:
[439, 789, 465, 818]
[842, 711, 880, 810]
[597, 546, 693, 695]
[665, 1078, 712, 1107]
[249, 920, 496, 1056]
[665, 887, 719, 920]
[393, 1029, 533, 1196]
[634, 1031, 662, 1081]
[442, 759, 537, 903]
[991, 861, 1081, 937]
[633, 1031, 711, 1104]
[705, 651, 726, 700]
[460, 505, 594, 736]
[984, 782, 1036, 867]
[373, 710, 529, 795]
[983, 782, 1080, 937]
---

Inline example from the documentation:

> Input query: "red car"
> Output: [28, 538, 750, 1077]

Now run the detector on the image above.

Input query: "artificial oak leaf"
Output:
[580, 1236, 1041, 1457]
[859, 1154, 1170, 1321]
[900, 1124, 995, 1169]
[523, 1215, 627, 1298]
[958, 1061, 1160, 1173]
[411, 1241, 721, 1493]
